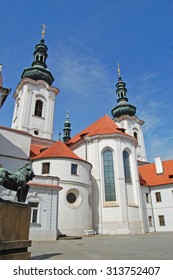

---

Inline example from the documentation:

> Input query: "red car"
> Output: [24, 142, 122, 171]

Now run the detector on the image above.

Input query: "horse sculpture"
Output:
[0, 163, 35, 202]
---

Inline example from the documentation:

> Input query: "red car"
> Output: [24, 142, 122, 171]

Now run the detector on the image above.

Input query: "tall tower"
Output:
[12, 26, 60, 139]
[111, 65, 147, 162]
[63, 111, 71, 143]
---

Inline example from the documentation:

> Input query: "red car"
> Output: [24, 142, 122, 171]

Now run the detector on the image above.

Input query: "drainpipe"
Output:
[149, 186, 156, 232]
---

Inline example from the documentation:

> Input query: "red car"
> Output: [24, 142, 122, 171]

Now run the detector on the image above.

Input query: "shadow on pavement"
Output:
[32, 253, 62, 260]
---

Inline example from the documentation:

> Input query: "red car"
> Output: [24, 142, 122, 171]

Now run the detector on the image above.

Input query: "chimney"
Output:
[154, 157, 163, 174]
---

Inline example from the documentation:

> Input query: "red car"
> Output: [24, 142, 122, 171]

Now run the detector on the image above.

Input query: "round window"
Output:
[34, 130, 39, 135]
[67, 193, 77, 204]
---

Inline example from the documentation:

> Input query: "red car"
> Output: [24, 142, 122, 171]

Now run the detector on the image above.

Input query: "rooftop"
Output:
[68, 114, 130, 145]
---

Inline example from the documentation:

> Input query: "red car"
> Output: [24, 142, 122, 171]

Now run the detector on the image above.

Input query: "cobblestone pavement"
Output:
[29, 232, 173, 260]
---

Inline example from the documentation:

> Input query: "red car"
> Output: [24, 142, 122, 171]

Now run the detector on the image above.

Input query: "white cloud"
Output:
[128, 71, 173, 162]
[50, 40, 113, 100]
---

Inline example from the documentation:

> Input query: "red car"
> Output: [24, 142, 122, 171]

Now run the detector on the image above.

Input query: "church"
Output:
[1, 31, 173, 240]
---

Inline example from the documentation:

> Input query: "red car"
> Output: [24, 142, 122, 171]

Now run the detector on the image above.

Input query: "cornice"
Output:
[14, 78, 60, 97]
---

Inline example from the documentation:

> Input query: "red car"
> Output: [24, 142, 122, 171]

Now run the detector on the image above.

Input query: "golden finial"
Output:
[41, 24, 46, 39]
[117, 63, 121, 78]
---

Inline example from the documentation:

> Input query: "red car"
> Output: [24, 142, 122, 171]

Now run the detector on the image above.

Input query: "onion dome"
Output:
[111, 64, 136, 118]
[21, 26, 54, 85]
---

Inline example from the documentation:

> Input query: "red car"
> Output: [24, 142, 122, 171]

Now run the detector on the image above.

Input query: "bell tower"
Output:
[12, 26, 60, 139]
[111, 65, 147, 162]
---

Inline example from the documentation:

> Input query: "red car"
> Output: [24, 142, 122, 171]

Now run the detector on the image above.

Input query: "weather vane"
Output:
[41, 24, 46, 39]
[117, 63, 121, 78]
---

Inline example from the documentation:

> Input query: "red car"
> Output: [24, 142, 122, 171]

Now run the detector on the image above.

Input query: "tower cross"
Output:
[117, 63, 121, 78]
[41, 24, 46, 39]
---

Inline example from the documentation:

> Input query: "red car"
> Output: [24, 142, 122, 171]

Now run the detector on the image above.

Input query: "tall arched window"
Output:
[34, 100, 43, 117]
[123, 150, 132, 183]
[103, 149, 116, 201]
[134, 131, 138, 145]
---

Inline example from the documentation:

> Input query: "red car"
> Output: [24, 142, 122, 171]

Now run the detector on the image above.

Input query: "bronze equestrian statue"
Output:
[0, 163, 35, 202]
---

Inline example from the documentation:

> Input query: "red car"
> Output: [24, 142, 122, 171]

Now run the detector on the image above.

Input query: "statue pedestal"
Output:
[0, 200, 31, 260]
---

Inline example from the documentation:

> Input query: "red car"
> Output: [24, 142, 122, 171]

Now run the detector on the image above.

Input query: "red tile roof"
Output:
[139, 159, 173, 187]
[68, 114, 130, 145]
[28, 181, 62, 189]
[33, 140, 83, 161]
[30, 144, 48, 158]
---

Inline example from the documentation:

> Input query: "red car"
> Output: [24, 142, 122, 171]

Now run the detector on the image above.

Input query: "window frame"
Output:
[145, 193, 150, 203]
[42, 162, 50, 174]
[148, 216, 153, 227]
[155, 192, 162, 202]
[158, 215, 165, 226]
[28, 201, 39, 224]
[123, 150, 132, 184]
[103, 148, 116, 202]
[71, 163, 78, 175]
[34, 99, 43, 117]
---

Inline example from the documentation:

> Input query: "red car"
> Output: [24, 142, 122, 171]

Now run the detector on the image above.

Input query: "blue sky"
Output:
[0, 0, 173, 162]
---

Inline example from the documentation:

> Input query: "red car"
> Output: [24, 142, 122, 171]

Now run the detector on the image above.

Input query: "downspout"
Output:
[149, 186, 156, 232]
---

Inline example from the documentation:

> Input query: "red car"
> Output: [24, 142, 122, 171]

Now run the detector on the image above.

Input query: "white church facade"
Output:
[0, 34, 173, 240]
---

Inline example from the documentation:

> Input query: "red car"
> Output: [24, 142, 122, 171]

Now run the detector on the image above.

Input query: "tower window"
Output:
[34, 130, 39, 135]
[123, 150, 132, 183]
[103, 149, 116, 201]
[34, 100, 43, 117]
[134, 131, 138, 144]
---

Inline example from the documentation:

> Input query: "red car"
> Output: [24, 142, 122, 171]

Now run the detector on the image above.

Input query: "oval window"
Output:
[67, 193, 77, 204]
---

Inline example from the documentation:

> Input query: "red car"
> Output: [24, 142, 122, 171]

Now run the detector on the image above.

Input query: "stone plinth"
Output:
[0, 200, 31, 260]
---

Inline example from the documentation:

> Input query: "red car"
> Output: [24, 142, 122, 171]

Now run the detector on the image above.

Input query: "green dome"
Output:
[111, 76, 136, 118]
[21, 39, 54, 86]
[111, 103, 136, 118]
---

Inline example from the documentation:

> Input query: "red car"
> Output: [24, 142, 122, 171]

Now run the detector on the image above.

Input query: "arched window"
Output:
[123, 150, 132, 183]
[134, 131, 138, 144]
[103, 149, 116, 201]
[34, 100, 43, 117]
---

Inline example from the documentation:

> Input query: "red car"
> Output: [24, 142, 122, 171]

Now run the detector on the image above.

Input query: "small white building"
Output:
[139, 158, 173, 232]
[32, 140, 92, 236]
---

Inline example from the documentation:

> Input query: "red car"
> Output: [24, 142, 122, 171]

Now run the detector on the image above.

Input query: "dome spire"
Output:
[117, 63, 121, 79]
[21, 25, 54, 85]
[111, 65, 136, 118]
[63, 111, 71, 143]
